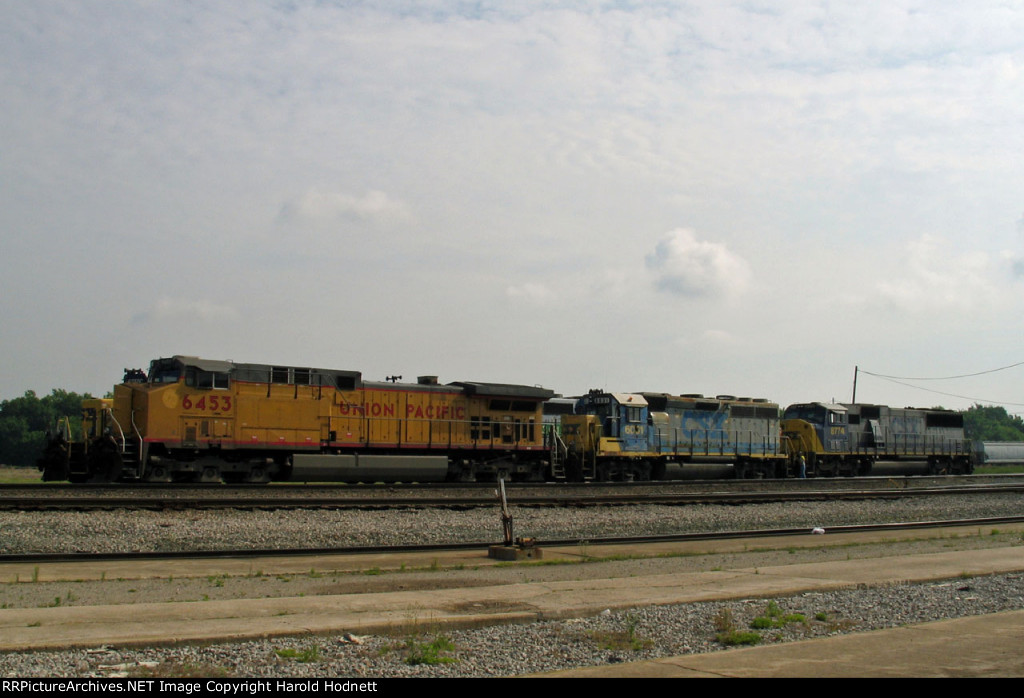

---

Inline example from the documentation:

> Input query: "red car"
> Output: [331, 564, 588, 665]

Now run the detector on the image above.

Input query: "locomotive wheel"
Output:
[246, 466, 270, 484]
[815, 458, 839, 477]
[200, 466, 221, 483]
[144, 464, 172, 483]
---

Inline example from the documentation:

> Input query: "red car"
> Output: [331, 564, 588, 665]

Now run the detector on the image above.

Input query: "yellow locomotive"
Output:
[38, 355, 554, 483]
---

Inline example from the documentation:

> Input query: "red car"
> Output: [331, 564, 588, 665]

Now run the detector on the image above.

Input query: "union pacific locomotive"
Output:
[37, 355, 972, 483]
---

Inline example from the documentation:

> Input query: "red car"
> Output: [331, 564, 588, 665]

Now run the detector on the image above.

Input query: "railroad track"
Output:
[2, 481, 1023, 511]
[3, 515, 1022, 565]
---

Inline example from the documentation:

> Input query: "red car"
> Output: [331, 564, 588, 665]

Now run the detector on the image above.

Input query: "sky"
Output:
[2, 1, 1024, 413]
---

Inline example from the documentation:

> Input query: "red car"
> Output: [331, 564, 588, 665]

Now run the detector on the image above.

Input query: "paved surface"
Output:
[1, 534, 1023, 677]
[542, 610, 1024, 678]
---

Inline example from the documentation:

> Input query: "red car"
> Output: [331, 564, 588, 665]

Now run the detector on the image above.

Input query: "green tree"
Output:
[962, 404, 1024, 442]
[0, 389, 93, 467]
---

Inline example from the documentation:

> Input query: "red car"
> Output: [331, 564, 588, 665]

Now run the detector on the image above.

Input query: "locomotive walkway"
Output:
[1, 527, 1023, 677]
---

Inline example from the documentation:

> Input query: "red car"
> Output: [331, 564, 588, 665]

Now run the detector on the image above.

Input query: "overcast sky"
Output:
[3, 1, 1023, 413]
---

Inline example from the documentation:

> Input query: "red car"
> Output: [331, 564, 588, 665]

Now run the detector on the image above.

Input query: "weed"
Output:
[815, 612, 828, 622]
[712, 605, 762, 646]
[591, 614, 652, 651]
[713, 606, 761, 644]
[717, 630, 761, 646]
[275, 646, 321, 663]
[404, 635, 457, 666]
[31, 567, 39, 583]
[750, 601, 806, 629]
[712, 608, 735, 633]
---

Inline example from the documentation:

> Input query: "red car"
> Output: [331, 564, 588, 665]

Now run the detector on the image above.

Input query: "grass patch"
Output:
[274, 645, 321, 663]
[712, 607, 761, 646]
[590, 615, 652, 652]
[974, 464, 1024, 475]
[403, 635, 457, 666]
[750, 600, 806, 630]
[0, 466, 46, 484]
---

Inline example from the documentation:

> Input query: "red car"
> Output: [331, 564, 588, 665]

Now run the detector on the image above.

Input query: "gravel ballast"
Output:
[1, 493, 1022, 677]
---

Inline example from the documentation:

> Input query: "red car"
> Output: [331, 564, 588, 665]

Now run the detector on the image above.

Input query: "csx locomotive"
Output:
[37, 355, 973, 483]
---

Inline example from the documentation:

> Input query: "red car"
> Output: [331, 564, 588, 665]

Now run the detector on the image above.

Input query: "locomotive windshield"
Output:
[784, 403, 827, 424]
[148, 358, 183, 384]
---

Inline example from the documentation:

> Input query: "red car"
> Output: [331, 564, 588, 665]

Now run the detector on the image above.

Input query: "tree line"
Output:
[1, 391, 1023, 467]
[0, 390, 95, 467]
[961, 404, 1024, 442]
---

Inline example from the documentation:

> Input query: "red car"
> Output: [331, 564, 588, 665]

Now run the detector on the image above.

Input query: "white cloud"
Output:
[505, 283, 552, 303]
[875, 234, 998, 311]
[645, 229, 751, 299]
[3, 2, 1024, 413]
[132, 297, 239, 325]
[671, 329, 737, 348]
[277, 189, 410, 226]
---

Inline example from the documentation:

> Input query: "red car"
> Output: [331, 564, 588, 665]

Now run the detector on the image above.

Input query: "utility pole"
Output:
[852, 365, 859, 403]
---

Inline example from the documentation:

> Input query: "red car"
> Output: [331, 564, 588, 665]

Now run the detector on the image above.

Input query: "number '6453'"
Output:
[182, 395, 232, 411]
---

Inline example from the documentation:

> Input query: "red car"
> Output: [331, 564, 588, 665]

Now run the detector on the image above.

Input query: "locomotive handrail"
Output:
[104, 408, 127, 453]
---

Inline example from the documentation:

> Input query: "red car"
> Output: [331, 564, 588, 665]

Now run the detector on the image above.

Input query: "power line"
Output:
[863, 373, 1024, 408]
[858, 360, 1024, 381]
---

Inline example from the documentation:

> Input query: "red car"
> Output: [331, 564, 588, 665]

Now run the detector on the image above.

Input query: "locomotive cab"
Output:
[555, 391, 652, 481]
[781, 402, 852, 476]
[575, 391, 649, 451]
[782, 403, 848, 451]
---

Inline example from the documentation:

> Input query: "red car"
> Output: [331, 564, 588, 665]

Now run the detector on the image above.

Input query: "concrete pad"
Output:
[1, 546, 1023, 657]
[545, 610, 1024, 678]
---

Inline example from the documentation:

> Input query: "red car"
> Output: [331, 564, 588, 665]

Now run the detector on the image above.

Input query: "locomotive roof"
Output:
[451, 382, 555, 400]
[168, 356, 552, 398]
[171, 356, 235, 373]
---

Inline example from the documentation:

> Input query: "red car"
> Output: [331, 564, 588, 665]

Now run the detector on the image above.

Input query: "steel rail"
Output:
[1, 483, 1023, 511]
[1, 516, 1021, 565]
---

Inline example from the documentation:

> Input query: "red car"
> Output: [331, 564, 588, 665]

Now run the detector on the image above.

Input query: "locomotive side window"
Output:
[294, 368, 311, 386]
[186, 369, 230, 389]
[198, 371, 229, 389]
[272, 367, 289, 384]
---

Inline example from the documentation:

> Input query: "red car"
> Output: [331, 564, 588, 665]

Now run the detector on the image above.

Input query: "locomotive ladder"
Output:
[550, 433, 569, 479]
[120, 437, 142, 478]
